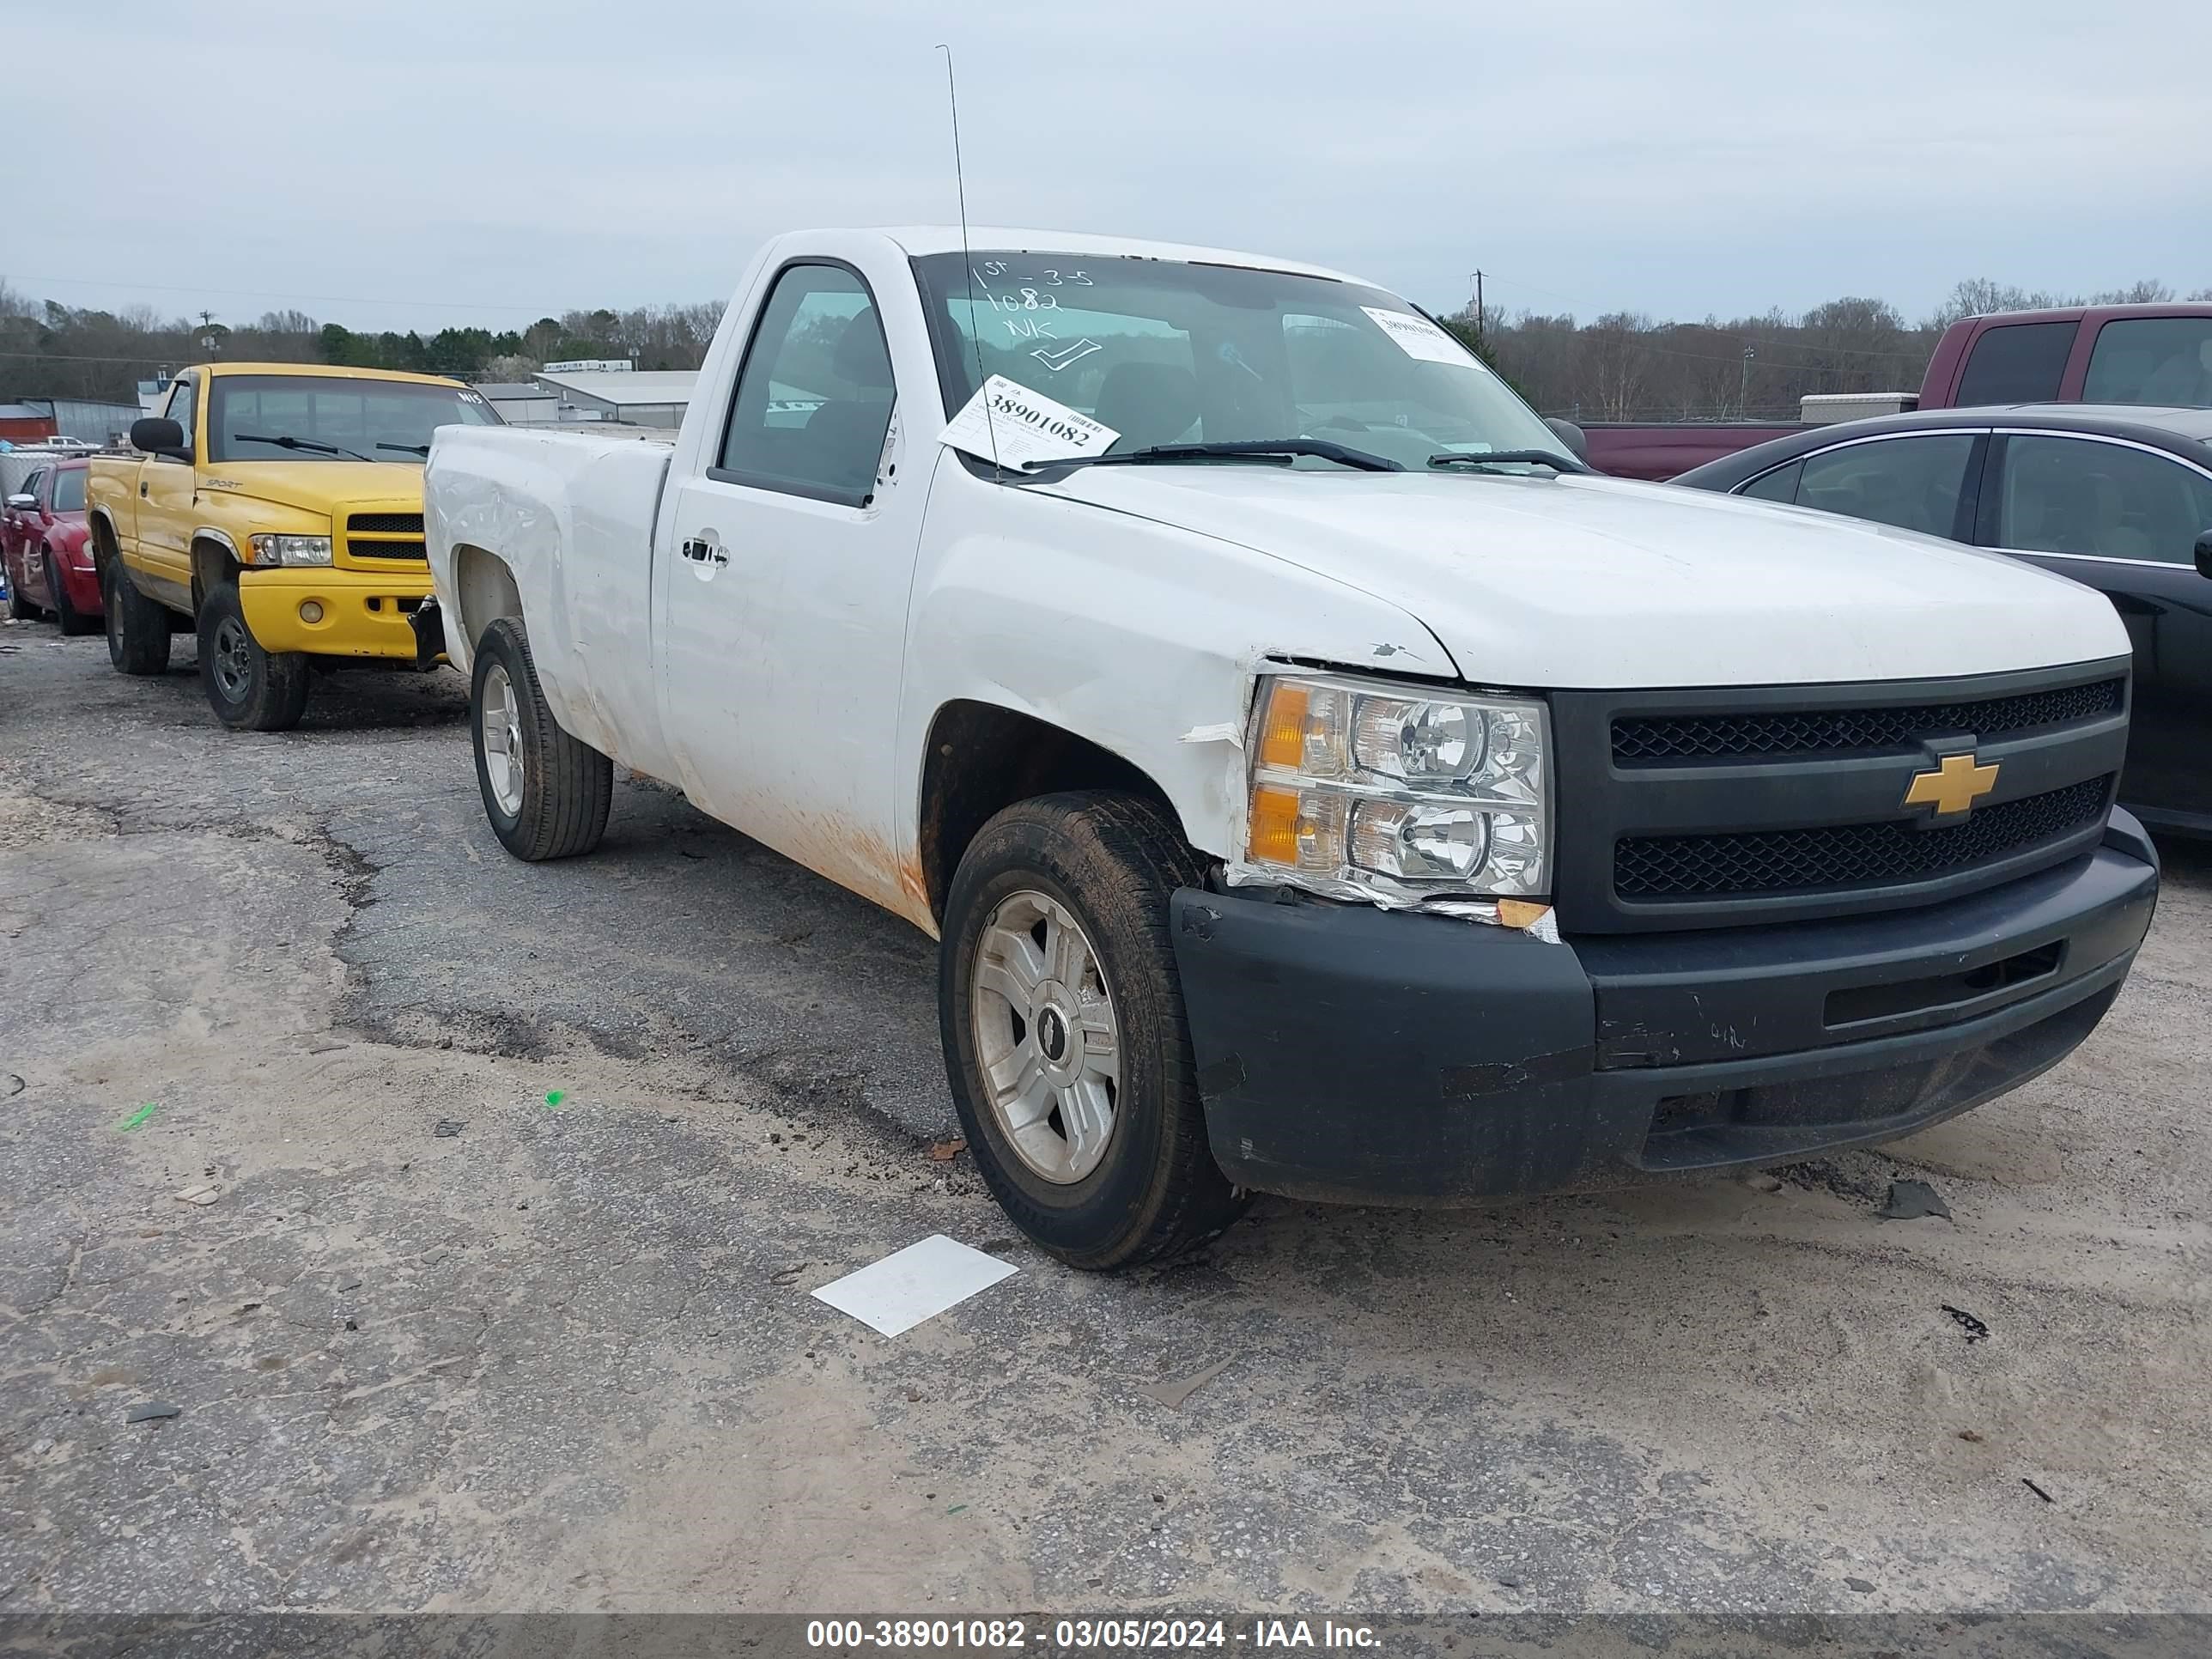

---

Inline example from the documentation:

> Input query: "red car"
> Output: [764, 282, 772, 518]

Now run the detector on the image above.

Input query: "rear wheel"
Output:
[103, 559, 172, 676]
[197, 582, 309, 731]
[939, 791, 1247, 1269]
[46, 553, 95, 635]
[5, 566, 33, 622]
[471, 617, 611, 860]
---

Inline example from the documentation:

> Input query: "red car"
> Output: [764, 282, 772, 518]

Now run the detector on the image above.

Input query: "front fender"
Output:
[900, 453, 1455, 868]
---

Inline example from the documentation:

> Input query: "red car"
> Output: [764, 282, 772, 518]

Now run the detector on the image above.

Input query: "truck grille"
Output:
[1612, 677, 2124, 763]
[1547, 660, 2130, 933]
[344, 511, 427, 561]
[1615, 775, 2112, 900]
[348, 513, 423, 535]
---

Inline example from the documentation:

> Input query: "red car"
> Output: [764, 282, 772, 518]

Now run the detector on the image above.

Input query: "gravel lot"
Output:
[2, 623, 2207, 1622]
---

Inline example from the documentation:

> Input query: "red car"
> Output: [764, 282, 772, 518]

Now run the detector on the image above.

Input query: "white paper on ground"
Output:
[939, 375, 1119, 470]
[1360, 306, 1480, 368]
[811, 1234, 1019, 1337]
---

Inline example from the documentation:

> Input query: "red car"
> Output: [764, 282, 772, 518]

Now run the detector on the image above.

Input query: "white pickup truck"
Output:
[424, 227, 2158, 1267]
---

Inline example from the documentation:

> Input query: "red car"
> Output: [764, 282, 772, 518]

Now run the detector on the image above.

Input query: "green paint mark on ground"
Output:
[118, 1103, 158, 1132]
[945, 1504, 968, 1515]
[544, 1091, 566, 1109]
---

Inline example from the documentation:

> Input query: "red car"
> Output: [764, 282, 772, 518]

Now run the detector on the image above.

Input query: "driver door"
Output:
[656, 259, 926, 913]
[136, 374, 200, 605]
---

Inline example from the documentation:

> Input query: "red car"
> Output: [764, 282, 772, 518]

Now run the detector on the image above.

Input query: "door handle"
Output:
[140, 482, 149, 497]
[679, 538, 729, 568]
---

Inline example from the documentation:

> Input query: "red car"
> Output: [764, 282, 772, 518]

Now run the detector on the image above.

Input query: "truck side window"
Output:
[1954, 322, 2074, 405]
[1994, 435, 2212, 563]
[1792, 435, 1976, 539]
[162, 377, 198, 459]
[2081, 318, 2212, 407]
[716, 264, 894, 507]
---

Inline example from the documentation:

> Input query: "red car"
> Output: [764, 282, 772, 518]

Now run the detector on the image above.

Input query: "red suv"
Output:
[3, 458, 101, 634]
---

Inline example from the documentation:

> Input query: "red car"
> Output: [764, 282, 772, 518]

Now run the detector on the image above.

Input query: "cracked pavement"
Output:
[1, 626, 2209, 1622]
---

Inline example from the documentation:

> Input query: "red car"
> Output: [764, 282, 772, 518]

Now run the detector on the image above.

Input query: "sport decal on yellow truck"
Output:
[85, 362, 502, 731]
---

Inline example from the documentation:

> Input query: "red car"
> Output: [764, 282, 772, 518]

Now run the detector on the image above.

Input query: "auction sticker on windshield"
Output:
[941, 375, 1119, 469]
[1361, 307, 1479, 367]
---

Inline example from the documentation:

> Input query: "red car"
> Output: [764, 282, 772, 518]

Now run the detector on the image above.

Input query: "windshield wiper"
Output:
[1040, 439, 1404, 475]
[1427, 449, 1588, 474]
[377, 441, 431, 457]
[231, 433, 376, 463]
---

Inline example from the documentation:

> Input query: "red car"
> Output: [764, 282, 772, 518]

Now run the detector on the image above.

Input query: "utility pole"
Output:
[1468, 270, 1486, 341]
[1740, 346, 1754, 416]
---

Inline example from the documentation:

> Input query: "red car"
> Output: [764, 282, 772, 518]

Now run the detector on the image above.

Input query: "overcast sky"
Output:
[14, 0, 2207, 336]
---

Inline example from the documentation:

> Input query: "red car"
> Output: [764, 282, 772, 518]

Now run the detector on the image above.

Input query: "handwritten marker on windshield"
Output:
[118, 1103, 159, 1132]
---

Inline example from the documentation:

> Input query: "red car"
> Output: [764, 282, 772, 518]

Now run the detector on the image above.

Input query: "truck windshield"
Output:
[911, 251, 1562, 470]
[206, 376, 501, 465]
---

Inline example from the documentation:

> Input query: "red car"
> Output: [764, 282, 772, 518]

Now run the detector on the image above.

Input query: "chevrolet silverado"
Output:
[422, 227, 2158, 1267]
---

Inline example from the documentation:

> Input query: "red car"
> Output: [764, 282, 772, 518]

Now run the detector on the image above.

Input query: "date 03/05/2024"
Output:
[805, 1620, 1381, 1651]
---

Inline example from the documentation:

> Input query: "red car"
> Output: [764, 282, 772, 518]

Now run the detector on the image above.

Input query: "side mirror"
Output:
[4, 493, 33, 511]
[2197, 530, 2212, 581]
[1545, 416, 1589, 464]
[130, 416, 187, 459]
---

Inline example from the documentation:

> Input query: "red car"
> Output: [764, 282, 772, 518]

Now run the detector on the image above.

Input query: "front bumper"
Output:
[1169, 813, 2159, 1204]
[238, 567, 434, 660]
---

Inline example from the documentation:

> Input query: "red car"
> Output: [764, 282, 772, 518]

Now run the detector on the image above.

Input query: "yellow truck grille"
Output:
[343, 511, 427, 561]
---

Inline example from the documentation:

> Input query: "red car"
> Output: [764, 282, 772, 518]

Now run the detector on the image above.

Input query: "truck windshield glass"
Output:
[52, 471, 87, 512]
[206, 376, 501, 465]
[911, 252, 1561, 470]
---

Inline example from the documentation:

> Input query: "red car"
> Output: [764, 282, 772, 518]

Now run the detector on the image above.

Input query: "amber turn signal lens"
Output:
[1258, 683, 1309, 770]
[1248, 784, 1303, 865]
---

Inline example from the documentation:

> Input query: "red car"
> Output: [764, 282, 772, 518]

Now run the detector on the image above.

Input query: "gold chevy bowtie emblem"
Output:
[1904, 752, 2000, 818]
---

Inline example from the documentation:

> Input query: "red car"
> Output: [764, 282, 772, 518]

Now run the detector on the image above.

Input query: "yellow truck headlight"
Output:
[248, 534, 332, 567]
[1245, 672, 1550, 900]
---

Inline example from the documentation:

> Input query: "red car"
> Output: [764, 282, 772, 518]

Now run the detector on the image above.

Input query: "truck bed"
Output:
[425, 424, 679, 777]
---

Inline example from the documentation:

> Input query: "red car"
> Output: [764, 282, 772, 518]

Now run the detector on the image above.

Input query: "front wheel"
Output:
[8, 551, 37, 621]
[104, 559, 172, 676]
[939, 792, 1248, 1270]
[47, 554, 96, 636]
[471, 617, 611, 860]
[197, 582, 309, 731]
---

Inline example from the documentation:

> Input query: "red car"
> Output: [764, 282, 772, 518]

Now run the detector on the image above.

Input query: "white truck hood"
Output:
[1035, 467, 2128, 689]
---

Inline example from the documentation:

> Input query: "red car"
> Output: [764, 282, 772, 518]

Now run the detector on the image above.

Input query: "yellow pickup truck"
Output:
[87, 362, 501, 730]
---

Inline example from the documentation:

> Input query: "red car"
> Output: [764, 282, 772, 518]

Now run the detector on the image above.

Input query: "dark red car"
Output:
[3, 458, 102, 634]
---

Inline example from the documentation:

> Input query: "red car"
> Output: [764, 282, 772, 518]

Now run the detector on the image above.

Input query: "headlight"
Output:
[248, 533, 332, 567]
[1244, 672, 1550, 900]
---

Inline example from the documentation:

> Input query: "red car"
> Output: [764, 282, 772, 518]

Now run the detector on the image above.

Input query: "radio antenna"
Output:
[937, 44, 999, 475]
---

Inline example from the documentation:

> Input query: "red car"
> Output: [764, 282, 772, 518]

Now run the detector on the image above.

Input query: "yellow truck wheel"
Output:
[197, 583, 310, 732]
[104, 562, 173, 677]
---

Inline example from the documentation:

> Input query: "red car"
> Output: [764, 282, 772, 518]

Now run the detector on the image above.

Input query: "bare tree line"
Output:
[0, 279, 727, 404]
[5, 271, 2208, 417]
[1458, 278, 2211, 423]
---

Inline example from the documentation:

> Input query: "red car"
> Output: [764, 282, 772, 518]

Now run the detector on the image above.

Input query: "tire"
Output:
[104, 558, 172, 676]
[471, 617, 611, 860]
[939, 791, 1248, 1269]
[47, 553, 95, 635]
[5, 570, 33, 621]
[196, 582, 309, 731]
